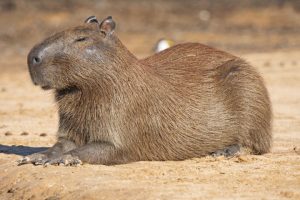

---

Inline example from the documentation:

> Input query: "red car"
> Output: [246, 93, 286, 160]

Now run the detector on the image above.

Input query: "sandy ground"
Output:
[0, 50, 299, 199]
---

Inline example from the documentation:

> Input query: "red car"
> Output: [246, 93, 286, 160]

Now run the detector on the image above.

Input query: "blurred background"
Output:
[0, 0, 300, 66]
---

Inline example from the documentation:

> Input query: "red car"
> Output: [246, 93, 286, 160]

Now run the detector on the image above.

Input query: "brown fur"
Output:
[22, 16, 272, 165]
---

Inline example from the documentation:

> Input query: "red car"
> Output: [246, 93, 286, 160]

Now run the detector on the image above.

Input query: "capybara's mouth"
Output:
[56, 86, 79, 99]
[41, 85, 52, 90]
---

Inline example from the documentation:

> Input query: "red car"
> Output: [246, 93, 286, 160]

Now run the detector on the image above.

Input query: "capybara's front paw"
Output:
[17, 153, 49, 166]
[44, 154, 82, 167]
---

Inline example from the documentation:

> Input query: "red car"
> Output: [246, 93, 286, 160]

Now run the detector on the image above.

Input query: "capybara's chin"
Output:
[20, 15, 272, 166]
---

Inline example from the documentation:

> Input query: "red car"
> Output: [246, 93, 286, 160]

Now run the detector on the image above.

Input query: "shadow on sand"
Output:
[0, 144, 48, 156]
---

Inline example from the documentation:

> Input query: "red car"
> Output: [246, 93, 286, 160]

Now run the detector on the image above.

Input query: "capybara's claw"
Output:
[17, 156, 30, 166]
[46, 155, 82, 167]
[17, 153, 48, 166]
[33, 158, 49, 166]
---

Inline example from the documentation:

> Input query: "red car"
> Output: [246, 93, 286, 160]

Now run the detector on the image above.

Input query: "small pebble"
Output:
[293, 147, 300, 155]
[236, 156, 248, 162]
[7, 188, 14, 193]
[39, 133, 47, 137]
[20, 131, 29, 136]
[4, 131, 12, 136]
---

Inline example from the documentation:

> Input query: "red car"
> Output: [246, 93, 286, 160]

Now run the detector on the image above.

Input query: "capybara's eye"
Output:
[74, 37, 88, 42]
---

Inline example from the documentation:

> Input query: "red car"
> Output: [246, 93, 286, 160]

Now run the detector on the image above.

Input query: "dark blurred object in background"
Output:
[0, 0, 300, 60]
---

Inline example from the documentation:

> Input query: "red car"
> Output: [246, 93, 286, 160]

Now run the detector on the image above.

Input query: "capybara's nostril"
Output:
[32, 56, 41, 65]
[28, 47, 45, 68]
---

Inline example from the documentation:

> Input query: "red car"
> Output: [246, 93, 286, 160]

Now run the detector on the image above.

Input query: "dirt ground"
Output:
[1, 1, 300, 200]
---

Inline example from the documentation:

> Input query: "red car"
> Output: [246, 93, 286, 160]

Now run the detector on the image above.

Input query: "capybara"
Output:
[18, 16, 272, 166]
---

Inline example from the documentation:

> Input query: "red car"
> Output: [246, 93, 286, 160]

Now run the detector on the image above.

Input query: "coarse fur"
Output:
[20, 16, 272, 166]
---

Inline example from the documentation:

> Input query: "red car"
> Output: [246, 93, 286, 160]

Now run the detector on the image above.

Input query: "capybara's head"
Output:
[27, 16, 120, 91]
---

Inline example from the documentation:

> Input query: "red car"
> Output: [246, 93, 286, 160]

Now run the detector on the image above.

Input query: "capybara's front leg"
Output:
[17, 138, 77, 166]
[45, 142, 127, 166]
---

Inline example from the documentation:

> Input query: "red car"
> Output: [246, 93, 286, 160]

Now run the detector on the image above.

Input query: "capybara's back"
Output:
[142, 43, 272, 155]
[19, 16, 272, 166]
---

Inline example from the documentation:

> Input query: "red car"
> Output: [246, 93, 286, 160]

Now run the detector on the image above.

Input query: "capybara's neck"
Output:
[54, 36, 157, 123]
[54, 37, 162, 146]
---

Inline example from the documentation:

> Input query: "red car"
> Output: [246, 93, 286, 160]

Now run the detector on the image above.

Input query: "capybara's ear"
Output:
[85, 16, 99, 24]
[99, 16, 116, 36]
